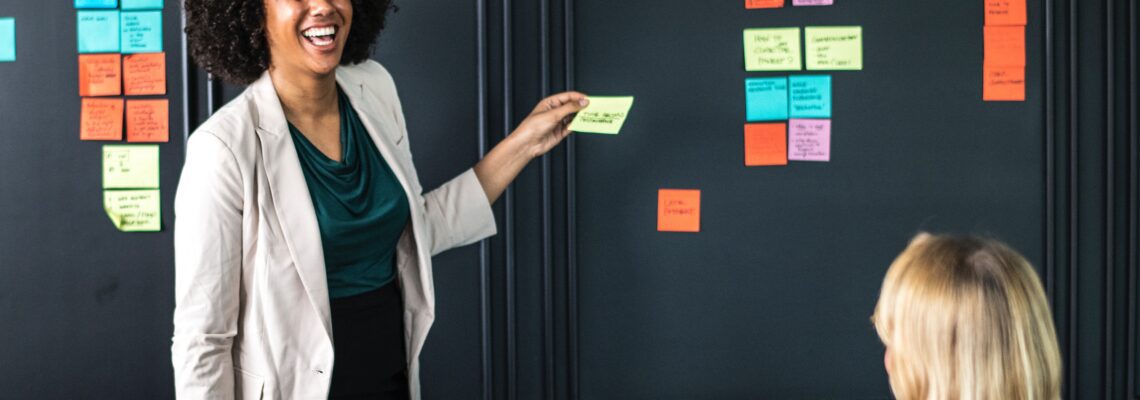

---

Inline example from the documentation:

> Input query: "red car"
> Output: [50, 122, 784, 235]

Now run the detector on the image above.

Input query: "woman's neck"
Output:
[269, 65, 339, 124]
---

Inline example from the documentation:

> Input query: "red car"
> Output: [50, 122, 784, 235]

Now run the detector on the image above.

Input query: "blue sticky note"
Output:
[745, 77, 788, 121]
[789, 75, 831, 118]
[75, 0, 118, 9]
[120, 11, 163, 54]
[77, 11, 120, 54]
[121, 0, 164, 10]
[0, 18, 14, 62]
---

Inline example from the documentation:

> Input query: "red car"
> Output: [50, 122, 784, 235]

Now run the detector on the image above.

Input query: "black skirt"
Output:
[328, 282, 410, 400]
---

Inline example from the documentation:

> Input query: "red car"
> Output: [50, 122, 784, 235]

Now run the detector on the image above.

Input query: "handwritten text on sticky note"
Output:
[123, 52, 165, 95]
[744, 27, 801, 71]
[805, 26, 863, 70]
[746, 0, 784, 8]
[793, 0, 833, 5]
[746, 77, 788, 122]
[103, 144, 159, 189]
[77, 11, 120, 53]
[985, 0, 1027, 26]
[79, 54, 121, 97]
[788, 119, 831, 162]
[81, 98, 124, 141]
[745, 123, 788, 166]
[789, 75, 831, 118]
[120, 11, 162, 54]
[658, 189, 701, 233]
[983, 66, 1025, 101]
[984, 26, 1025, 67]
[127, 99, 169, 142]
[569, 96, 634, 135]
[104, 189, 161, 232]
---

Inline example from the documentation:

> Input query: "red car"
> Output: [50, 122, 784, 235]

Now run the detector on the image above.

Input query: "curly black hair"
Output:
[184, 0, 396, 85]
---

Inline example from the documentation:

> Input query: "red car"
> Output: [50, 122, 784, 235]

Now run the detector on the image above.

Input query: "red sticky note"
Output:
[126, 99, 170, 142]
[745, 123, 788, 166]
[80, 98, 124, 141]
[984, 26, 1025, 67]
[983, 66, 1026, 101]
[746, 0, 785, 8]
[658, 189, 701, 233]
[78, 54, 121, 97]
[985, 0, 1027, 26]
[123, 52, 166, 96]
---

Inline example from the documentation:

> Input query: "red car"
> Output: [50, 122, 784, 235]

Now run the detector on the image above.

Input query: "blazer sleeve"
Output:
[171, 131, 243, 400]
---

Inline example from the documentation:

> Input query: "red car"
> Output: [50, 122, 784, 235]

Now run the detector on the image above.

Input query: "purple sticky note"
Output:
[793, 0, 833, 5]
[788, 119, 831, 162]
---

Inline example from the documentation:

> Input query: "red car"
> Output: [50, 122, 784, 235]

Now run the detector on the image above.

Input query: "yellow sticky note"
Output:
[104, 189, 161, 232]
[569, 96, 634, 135]
[805, 26, 863, 70]
[744, 27, 802, 71]
[103, 144, 159, 189]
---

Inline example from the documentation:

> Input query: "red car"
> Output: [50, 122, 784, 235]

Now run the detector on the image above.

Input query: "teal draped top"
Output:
[288, 88, 410, 299]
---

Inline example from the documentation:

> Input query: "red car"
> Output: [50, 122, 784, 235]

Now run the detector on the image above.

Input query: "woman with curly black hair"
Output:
[171, 0, 589, 399]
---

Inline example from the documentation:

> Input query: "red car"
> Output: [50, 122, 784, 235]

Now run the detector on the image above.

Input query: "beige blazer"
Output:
[171, 60, 497, 400]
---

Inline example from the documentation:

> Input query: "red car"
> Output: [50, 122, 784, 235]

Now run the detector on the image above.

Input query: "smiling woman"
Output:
[174, 0, 587, 399]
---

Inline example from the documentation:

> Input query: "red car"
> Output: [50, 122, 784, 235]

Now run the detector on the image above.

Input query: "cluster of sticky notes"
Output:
[744, 26, 862, 71]
[569, 96, 635, 135]
[0, 18, 14, 63]
[745, 0, 834, 8]
[743, 75, 832, 165]
[746, 75, 831, 121]
[983, 0, 1027, 101]
[78, 0, 167, 232]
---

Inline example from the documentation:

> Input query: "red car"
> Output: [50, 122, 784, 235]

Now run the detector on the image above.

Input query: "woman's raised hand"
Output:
[511, 91, 589, 158]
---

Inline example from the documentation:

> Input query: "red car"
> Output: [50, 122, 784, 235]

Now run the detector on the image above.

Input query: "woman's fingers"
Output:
[534, 91, 588, 113]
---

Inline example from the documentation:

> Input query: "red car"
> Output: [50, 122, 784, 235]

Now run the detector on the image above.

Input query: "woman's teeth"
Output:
[302, 27, 336, 46]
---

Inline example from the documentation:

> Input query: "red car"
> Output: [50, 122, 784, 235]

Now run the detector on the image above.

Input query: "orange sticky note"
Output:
[985, 0, 1027, 26]
[658, 189, 701, 233]
[126, 99, 169, 142]
[78, 54, 121, 97]
[746, 0, 784, 8]
[745, 123, 788, 166]
[983, 66, 1026, 101]
[81, 98, 124, 141]
[123, 52, 166, 96]
[984, 26, 1025, 67]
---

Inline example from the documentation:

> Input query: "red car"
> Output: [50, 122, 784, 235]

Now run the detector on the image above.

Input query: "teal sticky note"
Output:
[0, 18, 14, 63]
[78, 11, 120, 53]
[121, 11, 162, 54]
[745, 77, 788, 121]
[75, 0, 118, 8]
[789, 75, 831, 118]
[121, 0, 164, 10]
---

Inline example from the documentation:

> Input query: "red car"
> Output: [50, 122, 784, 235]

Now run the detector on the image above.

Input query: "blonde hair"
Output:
[871, 233, 1062, 400]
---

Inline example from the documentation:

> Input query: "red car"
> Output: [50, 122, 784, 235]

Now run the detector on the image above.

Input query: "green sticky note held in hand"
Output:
[104, 189, 161, 232]
[103, 144, 160, 189]
[569, 96, 635, 135]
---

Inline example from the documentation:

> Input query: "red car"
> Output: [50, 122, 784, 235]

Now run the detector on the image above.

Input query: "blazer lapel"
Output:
[248, 73, 333, 341]
[335, 70, 416, 210]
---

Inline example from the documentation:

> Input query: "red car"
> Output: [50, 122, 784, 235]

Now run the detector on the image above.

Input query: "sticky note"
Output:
[985, 0, 1027, 26]
[788, 119, 831, 161]
[121, 11, 163, 54]
[745, 77, 788, 122]
[745, 123, 788, 166]
[75, 0, 118, 8]
[103, 145, 160, 189]
[0, 18, 14, 62]
[81, 98, 124, 141]
[805, 26, 863, 70]
[746, 0, 784, 8]
[121, 0, 164, 10]
[104, 189, 161, 232]
[569, 96, 634, 135]
[983, 66, 1026, 101]
[744, 28, 801, 71]
[78, 54, 122, 97]
[78, 11, 120, 53]
[793, 0, 833, 5]
[789, 75, 831, 118]
[658, 189, 700, 233]
[127, 100, 169, 142]
[984, 26, 1025, 67]
[123, 52, 166, 95]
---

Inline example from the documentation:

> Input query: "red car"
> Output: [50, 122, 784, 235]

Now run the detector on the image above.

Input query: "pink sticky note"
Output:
[788, 119, 831, 162]
[793, 0, 833, 5]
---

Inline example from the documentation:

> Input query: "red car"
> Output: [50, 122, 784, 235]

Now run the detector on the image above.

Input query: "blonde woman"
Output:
[871, 233, 1062, 400]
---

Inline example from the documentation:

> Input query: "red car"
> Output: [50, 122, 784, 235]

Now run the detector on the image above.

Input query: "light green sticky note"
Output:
[569, 96, 635, 135]
[0, 18, 14, 62]
[104, 189, 161, 232]
[103, 145, 160, 189]
[805, 26, 863, 70]
[743, 27, 801, 71]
